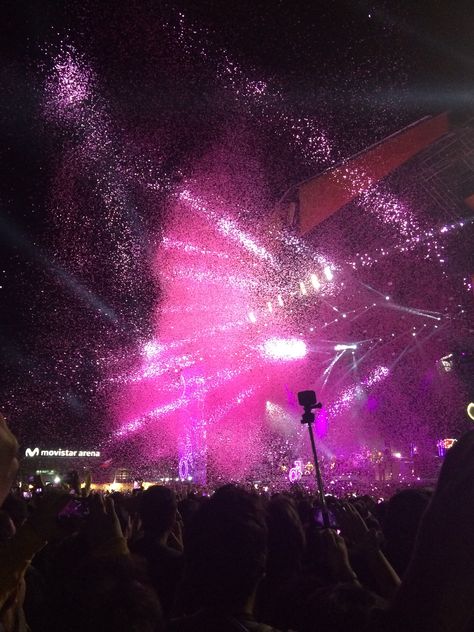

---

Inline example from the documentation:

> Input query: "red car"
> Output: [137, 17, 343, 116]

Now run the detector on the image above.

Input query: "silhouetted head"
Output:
[266, 494, 305, 578]
[383, 488, 431, 575]
[185, 485, 267, 610]
[139, 486, 177, 537]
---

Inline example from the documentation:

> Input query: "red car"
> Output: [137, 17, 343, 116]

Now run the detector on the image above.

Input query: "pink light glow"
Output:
[179, 189, 276, 264]
[329, 365, 390, 416]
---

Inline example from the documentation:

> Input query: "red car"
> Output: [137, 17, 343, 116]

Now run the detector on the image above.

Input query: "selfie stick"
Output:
[301, 401, 330, 528]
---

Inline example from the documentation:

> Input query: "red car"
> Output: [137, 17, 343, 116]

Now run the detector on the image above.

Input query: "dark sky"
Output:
[1, 0, 474, 445]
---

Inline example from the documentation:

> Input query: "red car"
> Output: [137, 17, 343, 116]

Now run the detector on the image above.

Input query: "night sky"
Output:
[1, 0, 473, 451]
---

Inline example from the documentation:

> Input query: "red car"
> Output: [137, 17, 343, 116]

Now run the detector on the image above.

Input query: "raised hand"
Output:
[84, 494, 126, 555]
[320, 528, 359, 584]
[334, 501, 370, 549]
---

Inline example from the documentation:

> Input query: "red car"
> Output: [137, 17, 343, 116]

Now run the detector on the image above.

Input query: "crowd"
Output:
[1, 413, 474, 632]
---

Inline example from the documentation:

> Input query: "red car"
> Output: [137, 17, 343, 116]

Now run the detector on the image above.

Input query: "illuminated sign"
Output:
[436, 438, 457, 457]
[289, 460, 303, 483]
[439, 354, 454, 372]
[24, 448, 101, 458]
[178, 457, 189, 481]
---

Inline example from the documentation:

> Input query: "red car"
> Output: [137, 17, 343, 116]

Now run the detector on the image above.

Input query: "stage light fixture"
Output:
[310, 274, 321, 289]
[334, 343, 357, 351]
[323, 266, 333, 281]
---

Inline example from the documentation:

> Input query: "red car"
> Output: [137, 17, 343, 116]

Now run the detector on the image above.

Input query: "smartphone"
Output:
[314, 508, 338, 529]
[57, 498, 90, 521]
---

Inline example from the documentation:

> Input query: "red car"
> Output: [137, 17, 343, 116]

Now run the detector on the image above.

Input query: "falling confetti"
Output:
[3, 3, 473, 484]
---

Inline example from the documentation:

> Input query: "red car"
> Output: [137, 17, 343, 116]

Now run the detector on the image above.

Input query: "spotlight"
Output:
[467, 402, 474, 421]
[310, 274, 321, 290]
[334, 343, 357, 351]
[262, 337, 307, 361]
[248, 311, 257, 324]
[323, 266, 333, 281]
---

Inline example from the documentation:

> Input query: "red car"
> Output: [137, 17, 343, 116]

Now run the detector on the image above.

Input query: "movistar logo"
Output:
[25, 447, 40, 458]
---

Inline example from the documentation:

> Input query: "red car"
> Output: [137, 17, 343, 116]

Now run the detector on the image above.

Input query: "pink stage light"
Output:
[262, 337, 307, 361]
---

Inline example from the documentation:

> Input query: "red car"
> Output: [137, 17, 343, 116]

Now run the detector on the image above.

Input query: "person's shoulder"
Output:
[168, 611, 219, 632]
[247, 623, 289, 632]
[169, 612, 289, 632]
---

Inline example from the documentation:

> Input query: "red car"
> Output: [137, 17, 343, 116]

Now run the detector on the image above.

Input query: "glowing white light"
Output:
[323, 266, 334, 281]
[299, 281, 307, 295]
[334, 344, 357, 351]
[143, 340, 161, 358]
[248, 311, 257, 323]
[267, 301, 273, 313]
[277, 294, 284, 306]
[262, 337, 307, 361]
[310, 274, 321, 290]
[467, 402, 474, 421]
[54, 476, 61, 484]
[393, 452, 402, 459]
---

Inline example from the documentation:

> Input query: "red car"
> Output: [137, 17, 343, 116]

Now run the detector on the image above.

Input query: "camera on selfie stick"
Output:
[297, 390, 330, 528]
